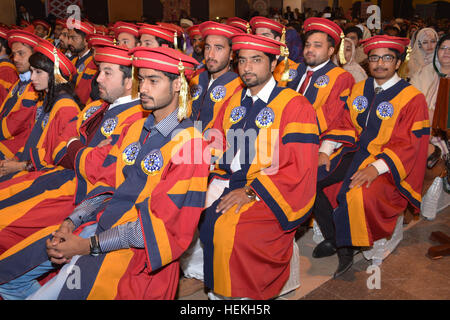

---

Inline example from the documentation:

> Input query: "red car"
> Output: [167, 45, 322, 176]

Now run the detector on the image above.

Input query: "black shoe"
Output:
[312, 240, 337, 258]
[333, 247, 354, 278]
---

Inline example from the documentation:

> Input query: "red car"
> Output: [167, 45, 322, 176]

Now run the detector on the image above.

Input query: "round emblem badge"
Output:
[210, 85, 226, 103]
[122, 142, 141, 165]
[141, 149, 163, 175]
[77, 63, 85, 73]
[288, 69, 298, 82]
[230, 106, 246, 124]
[255, 107, 275, 128]
[190, 85, 203, 101]
[35, 106, 43, 122]
[352, 96, 369, 113]
[314, 75, 330, 88]
[41, 114, 49, 129]
[376, 102, 394, 120]
[101, 117, 118, 137]
[83, 105, 100, 121]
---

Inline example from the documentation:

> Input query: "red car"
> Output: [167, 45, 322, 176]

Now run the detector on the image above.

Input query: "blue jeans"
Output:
[0, 223, 97, 300]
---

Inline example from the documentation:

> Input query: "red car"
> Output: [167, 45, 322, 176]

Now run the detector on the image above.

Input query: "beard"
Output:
[206, 57, 229, 74]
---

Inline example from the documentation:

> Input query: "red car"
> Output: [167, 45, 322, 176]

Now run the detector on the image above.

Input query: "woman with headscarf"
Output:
[407, 27, 438, 79]
[332, 37, 368, 83]
[410, 34, 450, 215]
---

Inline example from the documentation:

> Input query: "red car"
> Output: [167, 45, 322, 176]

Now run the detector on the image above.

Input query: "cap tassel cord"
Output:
[398, 45, 411, 80]
[53, 47, 67, 84]
[177, 59, 190, 121]
[338, 32, 347, 65]
[280, 27, 290, 82]
[131, 55, 139, 99]
[174, 31, 178, 50]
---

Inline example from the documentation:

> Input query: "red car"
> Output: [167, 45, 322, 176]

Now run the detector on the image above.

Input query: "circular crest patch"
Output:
[41, 114, 50, 129]
[288, 69, 298, 82]
[314, 75, 329, 88]
[122, 142, 141, 165]
[230, 106, 246, 124]
[141, 149, 163, 175]
[376, 102, 394, 120]
[101, 117, 118, 137]
[352, 96, 369, 113]
[77, 63, 85, 73]
[210, 85, 226, 102]
[190, 85, 203, 101]
[255, 107, 275, 128]
[83, 105, 100, 121]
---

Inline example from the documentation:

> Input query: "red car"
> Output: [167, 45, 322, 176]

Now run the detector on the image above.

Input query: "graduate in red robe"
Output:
[315, 35, 430, 278]
[0, 27, 19, 106]
[0, 46, 210, 300]
[0, 30, 40, 160]
[0, 39, 79, 178]
[199, 34, 319, 300]
[0, 45, 147, 294]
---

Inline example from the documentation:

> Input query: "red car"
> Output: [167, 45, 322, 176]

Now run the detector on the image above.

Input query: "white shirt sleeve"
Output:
[370, 159, 390, 175]
[319, 140, 343, 156]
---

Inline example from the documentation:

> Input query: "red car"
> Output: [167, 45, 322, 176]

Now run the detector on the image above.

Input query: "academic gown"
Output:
[189, 70, 244, 133]
[0, 58, 18, 106]
[0, 79, 38, 160]
[199, 86, 319, 299]
[0, 99, 147, 285]
[54, 115, 210, 299]
[320, 78, 430, 247]
[282, 60, 355, 137]
[71, 51, 98, 106]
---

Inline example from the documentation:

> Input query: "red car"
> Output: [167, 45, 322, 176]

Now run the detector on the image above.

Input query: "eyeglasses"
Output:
[439, 46, 450, 53]
[368, 54, 396, 63]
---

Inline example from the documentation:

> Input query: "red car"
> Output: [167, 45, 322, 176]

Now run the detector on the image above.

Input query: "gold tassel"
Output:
[280, 27, 290, 82]
[131, 55, 139, 99]
[53, 47, 67, 84]
[182, 33, 186, 52]
[246, 22, 251, 34]
[177, 59, 190, 121]
[398, 46, 411, 80]
[338, 32, 346, 65]
[113, 38, 118, 46]
[174, 31, 178, 50]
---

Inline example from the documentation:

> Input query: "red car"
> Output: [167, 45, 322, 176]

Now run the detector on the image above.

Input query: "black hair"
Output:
[156, 36, 175, 49]
[74, 28, 87, 40]
[119, 64, 132, 80]
[0, 37, 11, 56]
[235, 49, 277, 65]
[29, 51, 80, 113]
[344, 26, 363, 40]
[205, 34, 233, 48]
[383, 25, 400, 36]
[270, 29, 281, 40]
[305, 30, 335, 48]
[162, 70, 179, 82]
[368, 48, 404, 62]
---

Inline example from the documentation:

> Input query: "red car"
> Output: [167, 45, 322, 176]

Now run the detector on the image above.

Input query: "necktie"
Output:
[375, 87, 383, 94]
[298, 70, 314, 95]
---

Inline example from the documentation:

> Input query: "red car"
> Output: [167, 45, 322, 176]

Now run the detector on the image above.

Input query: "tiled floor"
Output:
[179, 205, 450, 300]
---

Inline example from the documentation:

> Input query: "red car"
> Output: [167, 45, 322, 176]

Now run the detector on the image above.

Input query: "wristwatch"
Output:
[89, 235, 101, 256]
[244, 186, 256, 201]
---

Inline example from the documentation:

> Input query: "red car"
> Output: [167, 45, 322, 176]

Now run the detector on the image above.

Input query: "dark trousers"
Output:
[313, 152, 355, 245]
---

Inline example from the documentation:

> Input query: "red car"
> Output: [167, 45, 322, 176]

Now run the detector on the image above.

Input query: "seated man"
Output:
[199, 34, 319, 299]
[0, 46, 210, 300]
[315, 35, 430, 278]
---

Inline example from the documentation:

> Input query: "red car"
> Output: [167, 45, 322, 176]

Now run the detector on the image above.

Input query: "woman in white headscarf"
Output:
[407, 27, 438, 79]
[333, 37, 368, 83]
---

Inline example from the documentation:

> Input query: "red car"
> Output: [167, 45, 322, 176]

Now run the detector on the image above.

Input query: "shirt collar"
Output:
[79, 49, 91, 60]
[374, 73, 401, 91]
[306, 59, 330, 72]
[145, 108, 180, 138]
[108, 95, 138, 110]
[19, 71, 31, 82]
[243, 76, 276, 103]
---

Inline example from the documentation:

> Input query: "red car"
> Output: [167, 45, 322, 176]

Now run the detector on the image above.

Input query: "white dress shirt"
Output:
[295, 59, 330, 93]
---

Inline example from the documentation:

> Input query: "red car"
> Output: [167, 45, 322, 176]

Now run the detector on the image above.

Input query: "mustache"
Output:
[140, 94, 154, 101]
[206, 58, 218, 64]
[242, 72, 257, 78]
[374, 67, 388, 72]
